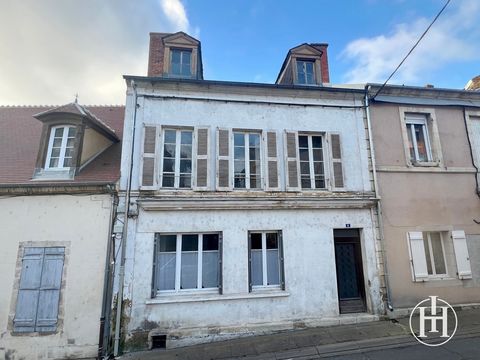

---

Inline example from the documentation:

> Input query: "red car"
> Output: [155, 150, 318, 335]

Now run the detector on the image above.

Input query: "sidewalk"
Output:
[120, 308, 480, 360]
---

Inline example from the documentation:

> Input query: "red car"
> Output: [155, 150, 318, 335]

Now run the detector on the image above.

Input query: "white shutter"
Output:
[216, 128, 232, 190]
[264, 131, 280, 191]
[452, 230, 473, 279]
[407, 232, 429, 282]
[284, 130, 300, 191]
[141, 125, 158, 189]
[194, 126, 210, 190]
[329, 133, 345, 189]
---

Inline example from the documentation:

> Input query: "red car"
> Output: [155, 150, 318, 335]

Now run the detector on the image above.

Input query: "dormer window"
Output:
[171, 48, 192, 77]
[45, 126, 76, 169]
[296, 59, 315, 85]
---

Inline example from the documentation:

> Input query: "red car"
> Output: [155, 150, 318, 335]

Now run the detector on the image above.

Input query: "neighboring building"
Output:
[0, 103, 124, 359]
[113, 32, 384, 353]
[367, 84, 480, 316]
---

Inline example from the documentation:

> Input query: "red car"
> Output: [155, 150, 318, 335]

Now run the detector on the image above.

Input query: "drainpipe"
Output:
[114, 80, 139, 356]
[365, 85, 394, 312]
[462, 106, 480, 200]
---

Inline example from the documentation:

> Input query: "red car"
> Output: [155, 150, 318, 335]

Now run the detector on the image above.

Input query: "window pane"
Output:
[430, 233, 446, 275]
[179, 175, 191, 188]
[163, 144, 176, 158]
[159, 235, 177, 252]
[313, 162, 324, 175]
[163, 158, 175, 172]
[64, 148, 73, 158]
[157, 253, 176, 290]
[181, 253, 198, 289]
[53, 138, 62, 147]
[234, 177, 246, 188]
[234, 161, 246, 175]
[181, 131, 192, 145]
[266, 233, 278, 249]
[180, 145, 192, 159]
[423, 234, 433, 275]
[301, 177, 311, 189]
[300, 162, 310, 175]
[234, 133, 244, 146]
[249, 160, 258, 175]
[171, 50, 181, 64]
[162, 174, 174, 187]
[234, 146, 245, 160]
[49, 158, 59, 168]
[266, 249, 280, 285]
[202, 251, 218, 288]
[251, 250, 263, 286]
[68, 127, 76, 137]
[63, 158, 72, 167]
[298, 135, 308, 148]
[250, 175, 260, 189]
[314, 177, 325, 189]
[406, 124, 416, 161]
[180, 160, 192, 173]
[250, 233, 262, 249]
[182, 51, 191, 65]
[54, 128, 63, 137]
[182, 235, 198, 251]
[249, 147, 260, 161]
[414, 124, 428, 161]
[51, 148, 60, 158]
[249, 134, 260, 147]
[299, 148, 309, 161]
[66, 138, 75, 148]
[164, 130, 176, 144]
[313, 149, 323, 162]
[203, 234, 219, 250]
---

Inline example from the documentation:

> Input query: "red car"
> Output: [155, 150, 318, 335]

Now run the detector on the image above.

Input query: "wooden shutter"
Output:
[452, 230, 473, 279]
[151, 235, 158, 298]
[264, 131, 280, 191]
[195, 127, 210, 190]
[278, 231, 285, 291]
[407, 232, 429, 282]
[284, 131, 300, 191]
[216, 128, 232, 190]
[141, 125, 157, 188]
[330, 133, 344, 189]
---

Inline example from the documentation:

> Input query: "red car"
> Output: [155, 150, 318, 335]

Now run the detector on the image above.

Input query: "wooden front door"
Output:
[334, 229, 366, 314]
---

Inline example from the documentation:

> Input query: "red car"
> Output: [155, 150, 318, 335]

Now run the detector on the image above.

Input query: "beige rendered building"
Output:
[367, 84, 480, 315]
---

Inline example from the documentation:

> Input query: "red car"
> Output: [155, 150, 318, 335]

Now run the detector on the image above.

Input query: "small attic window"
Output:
[45, 125, 76, 169]
[296, 59, 315, 85]
[170, 48, 192, 77]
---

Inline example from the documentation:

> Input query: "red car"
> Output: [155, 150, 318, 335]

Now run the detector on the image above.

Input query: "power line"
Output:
[371, 0, 451, 100]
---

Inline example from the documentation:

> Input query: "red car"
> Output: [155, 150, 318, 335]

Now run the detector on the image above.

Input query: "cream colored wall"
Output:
[0, 194, 112, 360]
[81, 127, 112, 165]
[371, 103, 480, 310]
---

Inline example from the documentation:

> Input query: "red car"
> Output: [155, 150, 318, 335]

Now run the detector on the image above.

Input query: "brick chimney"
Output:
[147, 33, 169, 77]
[310, 44, 330, 84]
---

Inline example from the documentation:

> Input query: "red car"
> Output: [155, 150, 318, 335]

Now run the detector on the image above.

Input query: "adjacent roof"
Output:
[0, 105, 124, 186]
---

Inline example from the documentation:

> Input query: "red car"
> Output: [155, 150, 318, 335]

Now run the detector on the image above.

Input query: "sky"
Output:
[0, 0, 478, 105]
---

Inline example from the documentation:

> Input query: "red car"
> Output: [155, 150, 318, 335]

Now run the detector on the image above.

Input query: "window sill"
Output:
[146, 290, 290, 305]
[410, 161, 440, 168]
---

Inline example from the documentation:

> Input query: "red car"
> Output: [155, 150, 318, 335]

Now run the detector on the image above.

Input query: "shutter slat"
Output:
[452, 230, 473, 279]
[142, 126, 157, 188]
[408, 232, 429, 282]
[284, 131, 300, 191]
[216, 128, 232, 190]
[330, 133, 344, 189]
[195, 127, 210, 190]
[265, 131, 280, 190]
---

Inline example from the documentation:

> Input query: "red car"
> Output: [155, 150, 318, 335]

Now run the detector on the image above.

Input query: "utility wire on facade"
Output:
[371, 0, 451, 100]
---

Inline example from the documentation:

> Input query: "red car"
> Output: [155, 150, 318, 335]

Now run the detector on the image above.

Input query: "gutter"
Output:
[365, 85, 394, 312]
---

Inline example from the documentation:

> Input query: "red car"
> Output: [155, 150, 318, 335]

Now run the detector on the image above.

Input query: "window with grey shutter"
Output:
[14, 247, 64, 333]
[142, 126, 157, 188]
[330, 133, 344, 189]
[265, 131, 280, 190]
[216, 128, 232, 190]
[284, 131, 300, 191]
[195, 127, 210, 190]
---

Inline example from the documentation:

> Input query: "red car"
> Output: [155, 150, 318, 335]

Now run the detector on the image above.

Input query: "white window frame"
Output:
[170, 48, 192, 77]
[232, 130, 264, 190]
[154, 233, 221, 295]
[295, 59, 316, 85]
[249, 231, 284, 290]
[424, 232, 448, 278]
[45, 125, 75, 169]
[298, 133, 326, 190]
[159, 128, 194, 189]
[405, 115, 433, 163]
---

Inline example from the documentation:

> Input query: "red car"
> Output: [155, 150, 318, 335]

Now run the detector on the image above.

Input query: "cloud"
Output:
[341, 0, 480, 84]
[0, 0, 194, 105]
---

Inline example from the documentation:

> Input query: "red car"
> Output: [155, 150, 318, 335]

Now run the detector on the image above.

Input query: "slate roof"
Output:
[0, 105, 124, 185]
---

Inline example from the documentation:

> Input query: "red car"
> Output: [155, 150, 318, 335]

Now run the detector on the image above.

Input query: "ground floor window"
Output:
[248, 231, 285, 291]
[153, 233, 222, 295]
[423, 231, 447, 276]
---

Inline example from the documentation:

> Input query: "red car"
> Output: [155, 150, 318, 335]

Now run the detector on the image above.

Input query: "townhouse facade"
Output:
[367, 84, 480, 315]
[113, 32, 385, 353]
[0, 103, 124, 359]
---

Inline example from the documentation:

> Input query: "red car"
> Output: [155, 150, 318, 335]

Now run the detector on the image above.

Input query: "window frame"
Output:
[159, 127, 195, 189]
[423, 232, 448, 278]
[152, 232, 222, 296]
[232, 130, 263, 190]
[44, 125, 76, 170]
[295, 59, 316, 85]
[169, 48, 192, 77]
[405, 115, 433, 163]
[298, 133, 327, 190]
[248, 230, 285, 291]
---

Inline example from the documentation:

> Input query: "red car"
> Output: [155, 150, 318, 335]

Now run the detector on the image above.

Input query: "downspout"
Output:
[114, 80, 139, 356]
[365, 86, 394, 312]
[462, 106, 480, 199]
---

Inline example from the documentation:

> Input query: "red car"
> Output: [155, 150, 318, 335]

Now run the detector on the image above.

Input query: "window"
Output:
[13, 247, 64, 333]
[170, 49, 192, 77]
[423, 232, 447, 276]
[249, 231, 284, 290]
[299, 134, 325, 189]
[233, 132, 262, 189]
[153, 233, 221, 294]
[45, 126, 76, 169]
[161, 129, 193, 188]
[296, 59, 315, 85]
[405, 114, 432, 163]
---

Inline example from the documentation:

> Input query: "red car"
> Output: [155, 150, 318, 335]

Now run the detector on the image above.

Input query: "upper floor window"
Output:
[161, 128, 193, 188]
[45, 126, 76, 169]
[171, 49, 192, 77]
[296, 59, 315, 85]
[298, 134, 325, 189]
[405, 114, 432, 163]
[233, 131, 262, 189]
